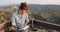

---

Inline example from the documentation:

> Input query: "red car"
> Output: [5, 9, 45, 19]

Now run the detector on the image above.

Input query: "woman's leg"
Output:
[14, 28, 19, 32]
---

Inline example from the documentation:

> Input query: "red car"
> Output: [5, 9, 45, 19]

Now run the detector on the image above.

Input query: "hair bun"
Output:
[21, 2, 28, 7]
[19, 2, 28, 10]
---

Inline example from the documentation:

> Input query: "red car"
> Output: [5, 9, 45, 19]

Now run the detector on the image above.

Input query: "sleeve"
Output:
[12, 14, 16, 25]
[25, 14, 29, 22]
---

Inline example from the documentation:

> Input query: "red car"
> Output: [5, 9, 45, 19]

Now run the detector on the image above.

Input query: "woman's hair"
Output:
[19, 2, 28, 10]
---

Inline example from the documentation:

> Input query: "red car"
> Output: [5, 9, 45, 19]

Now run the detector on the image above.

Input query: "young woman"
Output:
[12, 2, 29, 32]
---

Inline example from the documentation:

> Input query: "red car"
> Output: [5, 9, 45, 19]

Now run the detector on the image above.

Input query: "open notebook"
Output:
[19, 25, 29, 30]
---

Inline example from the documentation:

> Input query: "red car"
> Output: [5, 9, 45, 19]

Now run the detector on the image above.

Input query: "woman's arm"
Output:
[12, 14, 18, 28]
[21, 14, 29, 28]
[24, 21, 29, 26]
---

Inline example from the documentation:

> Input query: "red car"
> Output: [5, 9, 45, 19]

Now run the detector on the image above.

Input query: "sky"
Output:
[0, 0, 60, 6]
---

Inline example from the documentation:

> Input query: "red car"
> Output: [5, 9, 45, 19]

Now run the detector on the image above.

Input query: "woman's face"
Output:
[22, 10, 26, 13]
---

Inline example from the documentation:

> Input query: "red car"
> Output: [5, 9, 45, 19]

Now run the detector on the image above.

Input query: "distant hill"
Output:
[28, 4, 60, 24]
[0, 4, 19, 8]
[0, 4, 60, 24]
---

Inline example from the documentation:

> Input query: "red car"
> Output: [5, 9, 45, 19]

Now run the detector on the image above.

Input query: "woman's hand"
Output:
[19, 24, 26, 29]
[12, 25, 18, 28]
[21, 24, 26, 28]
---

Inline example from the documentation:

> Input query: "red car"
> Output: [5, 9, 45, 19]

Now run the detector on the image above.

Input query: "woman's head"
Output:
[18, 2, 28, 14]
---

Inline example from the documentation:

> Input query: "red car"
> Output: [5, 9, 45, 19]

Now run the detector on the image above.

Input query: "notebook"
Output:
[19, 25, 29, 30]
